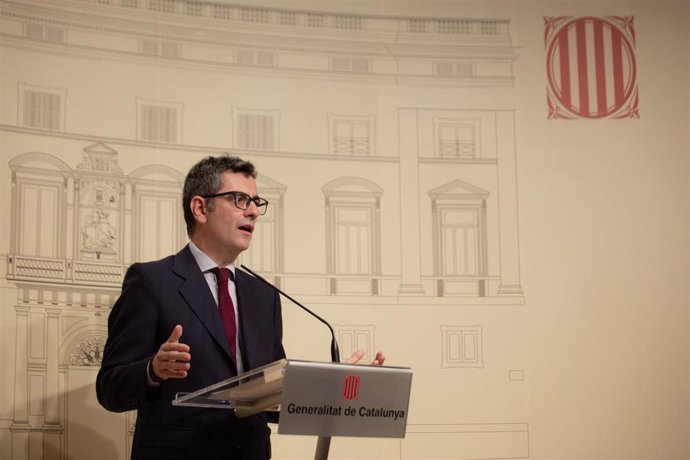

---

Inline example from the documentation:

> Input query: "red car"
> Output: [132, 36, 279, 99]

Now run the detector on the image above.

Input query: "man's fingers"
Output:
[159, 341, 190, 353]
[167, 324, 183, 343]
[153, 352, 191, 381]
[343, 350, 386, 366]
[160, 360, 191, 373]
[158, 366, 190, 380]
[344, 350, 365, 364]
[151, 325, 191, 382]
[160, 325, 189, 353]
[158, 350, 191, 362]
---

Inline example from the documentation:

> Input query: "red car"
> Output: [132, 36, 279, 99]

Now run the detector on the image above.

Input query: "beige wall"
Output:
[0, 0, 687, 459]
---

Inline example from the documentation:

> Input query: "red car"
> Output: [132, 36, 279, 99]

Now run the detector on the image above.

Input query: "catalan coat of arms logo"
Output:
[545, 16, 639, 119]
[342, 375, 360, 400]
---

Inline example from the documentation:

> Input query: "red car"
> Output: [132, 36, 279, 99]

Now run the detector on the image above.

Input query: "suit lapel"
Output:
[173, 246, 235, 368]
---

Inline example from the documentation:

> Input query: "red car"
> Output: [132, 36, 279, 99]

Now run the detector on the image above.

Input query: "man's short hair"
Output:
[183, 155, 257, 237]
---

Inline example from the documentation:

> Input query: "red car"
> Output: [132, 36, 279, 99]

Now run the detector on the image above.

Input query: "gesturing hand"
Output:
[151, 325, 191, 381]
[345, 350, 386, 366]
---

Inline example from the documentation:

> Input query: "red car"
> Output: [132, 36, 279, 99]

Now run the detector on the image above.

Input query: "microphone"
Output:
[240, 265, 340, 363]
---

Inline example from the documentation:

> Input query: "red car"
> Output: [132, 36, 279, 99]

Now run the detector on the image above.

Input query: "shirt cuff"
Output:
[147, 359, 162, 386]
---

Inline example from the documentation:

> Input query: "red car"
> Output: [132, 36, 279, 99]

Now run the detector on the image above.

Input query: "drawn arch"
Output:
[129, 164, 185, 182]
[9, 151, 72, 172]
[61, 326, 108, 367]
[321, 176, 383, 197]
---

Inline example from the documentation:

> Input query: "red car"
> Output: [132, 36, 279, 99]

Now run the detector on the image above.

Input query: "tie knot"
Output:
[211, 267, 233, 284]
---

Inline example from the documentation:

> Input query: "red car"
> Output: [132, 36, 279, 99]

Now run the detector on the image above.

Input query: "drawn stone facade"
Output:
[0, 1, 527, 459]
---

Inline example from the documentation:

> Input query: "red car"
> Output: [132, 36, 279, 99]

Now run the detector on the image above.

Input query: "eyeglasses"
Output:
[202, 191, 269, 215]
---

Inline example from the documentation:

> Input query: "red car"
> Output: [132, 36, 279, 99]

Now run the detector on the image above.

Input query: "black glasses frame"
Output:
[202, 191, 269, 215]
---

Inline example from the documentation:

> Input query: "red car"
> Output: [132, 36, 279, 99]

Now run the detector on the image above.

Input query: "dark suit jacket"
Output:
[96, 245, 286, 460]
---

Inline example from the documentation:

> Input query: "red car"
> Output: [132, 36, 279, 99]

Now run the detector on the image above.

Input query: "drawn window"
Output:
[337, 325, 375, 362]
[429, 180, 489, 297]
[236, 50, 254, 65]
[440, 207, 480, 276]
[335, 206, 373, 275]
[434, 62, 474, 77]
[434, 62, 455, 76]
[351, 58, 370, 73]
[323, 178, 383, 293]
[16, 181, 62, 258]
[234, 110, 279, 151]
[136, 194, 180, 262]
[441, 325, 484, 368]
[19, 84, 66, 131]
[434, 118, 481, 158]
[137, 99, 182, 144]
[329, 114, 375, 156]
[140, 39, 179, 57]
[24, 23, 65, 42]
[256, 52, 275, 67]
[330, 57, 371, 73]
[332, 57, 349, 72]
[236, 50, 275, 67]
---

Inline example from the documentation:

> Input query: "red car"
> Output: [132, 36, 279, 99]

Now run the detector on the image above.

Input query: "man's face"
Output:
[196, 171, 260, 264]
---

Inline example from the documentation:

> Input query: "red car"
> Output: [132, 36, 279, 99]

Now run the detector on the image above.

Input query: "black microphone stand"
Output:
[240, 265, 340, 362]
[240, 265, 339, 460]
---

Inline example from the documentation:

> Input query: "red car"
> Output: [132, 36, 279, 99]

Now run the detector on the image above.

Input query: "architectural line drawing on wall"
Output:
[1, 1, 528, 458]
[441, 325, 484, 369]
[430, 180, 490, 298]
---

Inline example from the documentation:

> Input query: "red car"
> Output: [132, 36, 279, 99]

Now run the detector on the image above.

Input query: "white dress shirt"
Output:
[188, 241, 245, 374]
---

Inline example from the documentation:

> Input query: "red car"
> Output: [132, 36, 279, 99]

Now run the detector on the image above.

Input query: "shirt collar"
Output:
[188, 240, 236, 278]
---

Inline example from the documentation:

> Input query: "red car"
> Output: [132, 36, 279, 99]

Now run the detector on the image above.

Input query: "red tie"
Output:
[211, 267, 237, 361]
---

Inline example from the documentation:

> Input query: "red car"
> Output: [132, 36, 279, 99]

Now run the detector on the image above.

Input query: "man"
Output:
[97, 155, 384, 460]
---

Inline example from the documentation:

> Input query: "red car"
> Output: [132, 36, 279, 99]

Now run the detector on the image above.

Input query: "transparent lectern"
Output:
[173, 359, 412, 460]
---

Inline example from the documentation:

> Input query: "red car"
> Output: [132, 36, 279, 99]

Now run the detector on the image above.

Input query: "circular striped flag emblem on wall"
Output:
[545, 16, 639, 119]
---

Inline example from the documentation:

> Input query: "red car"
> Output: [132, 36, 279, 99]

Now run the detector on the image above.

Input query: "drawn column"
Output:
[397, 108, 425, 295]
[495, 110, 523, 297]
[11, 305, 30, 460]
[43, 309, 62, 459]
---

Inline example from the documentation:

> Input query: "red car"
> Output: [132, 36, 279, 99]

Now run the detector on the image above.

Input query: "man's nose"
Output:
[245, 201, 260, 217]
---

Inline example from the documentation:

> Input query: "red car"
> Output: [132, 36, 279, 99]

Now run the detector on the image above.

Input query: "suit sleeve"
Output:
[96, 263, 162, 412]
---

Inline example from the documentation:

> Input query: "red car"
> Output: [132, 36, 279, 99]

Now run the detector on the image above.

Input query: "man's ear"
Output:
[190, 196, 208, 225]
